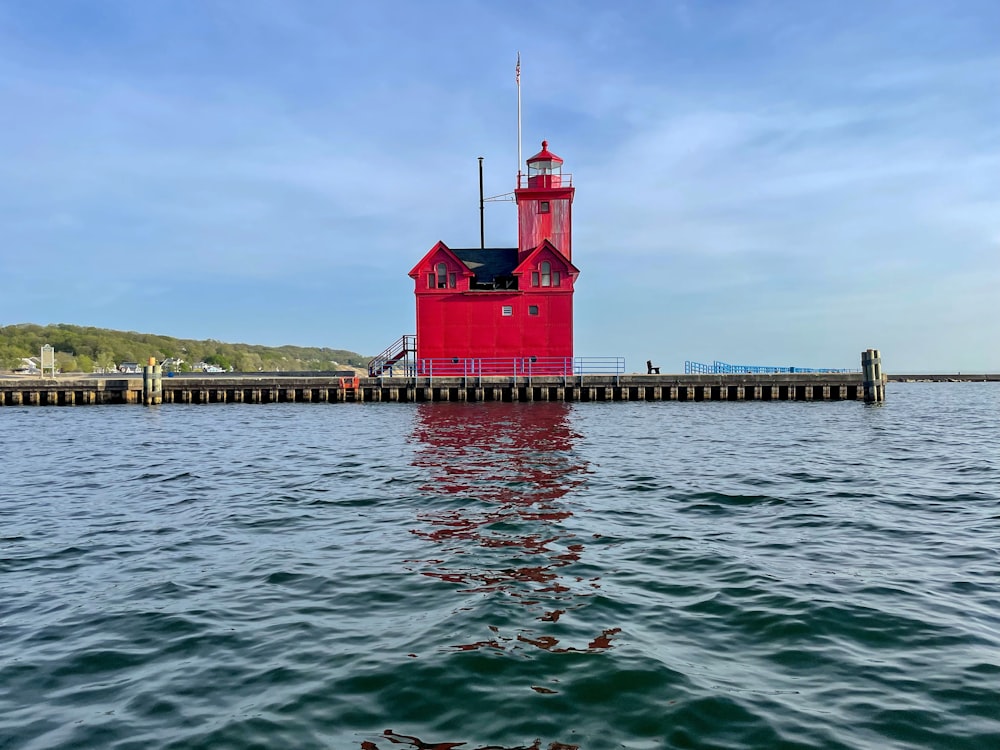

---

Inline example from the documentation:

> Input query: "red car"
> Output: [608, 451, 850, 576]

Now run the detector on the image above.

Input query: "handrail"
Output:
[416, 356, 624, 380]
[368, 334, 416, 377]
[685, 360, 857, 375]
[517, 173, 573, 189]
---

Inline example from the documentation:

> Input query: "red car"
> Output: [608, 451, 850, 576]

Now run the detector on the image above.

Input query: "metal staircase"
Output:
[368, 335, 416, 377]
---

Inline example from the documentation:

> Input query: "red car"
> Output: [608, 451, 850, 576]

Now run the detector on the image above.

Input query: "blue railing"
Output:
[685, 360, 855, 375]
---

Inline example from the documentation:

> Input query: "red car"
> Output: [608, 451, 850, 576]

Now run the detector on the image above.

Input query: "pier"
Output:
[0, 371, 879, 406]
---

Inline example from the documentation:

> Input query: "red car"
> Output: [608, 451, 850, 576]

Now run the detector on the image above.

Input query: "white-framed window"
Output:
[501, 305, 513, 316]
[434, 262, 456, 289]
[541, 261, 551, 287]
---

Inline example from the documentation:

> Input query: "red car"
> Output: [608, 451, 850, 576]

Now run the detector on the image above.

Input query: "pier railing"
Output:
[685, 360, 856, 375]
[405, 356, 625, 384]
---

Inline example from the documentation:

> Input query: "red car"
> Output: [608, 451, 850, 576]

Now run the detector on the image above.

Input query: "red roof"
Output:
[526, 140, 563, 165]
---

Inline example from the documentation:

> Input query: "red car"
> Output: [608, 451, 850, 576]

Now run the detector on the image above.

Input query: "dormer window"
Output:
[435, 262, 455, 289]
[532, 261, 561, 288]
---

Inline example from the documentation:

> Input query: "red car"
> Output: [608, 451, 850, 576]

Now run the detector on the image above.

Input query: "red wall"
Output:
[516, 187, 574, 262]
[415, 289, 573, 371]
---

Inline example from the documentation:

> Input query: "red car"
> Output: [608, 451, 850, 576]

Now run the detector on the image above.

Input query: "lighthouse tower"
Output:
[515, 141, 575, 263]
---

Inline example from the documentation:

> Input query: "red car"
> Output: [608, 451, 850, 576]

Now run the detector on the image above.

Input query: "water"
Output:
[1, 384, 998, 750]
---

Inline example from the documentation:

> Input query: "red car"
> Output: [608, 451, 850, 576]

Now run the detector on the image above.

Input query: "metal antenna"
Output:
[478, 157, 485, 249]
[516, 52, 522, 187]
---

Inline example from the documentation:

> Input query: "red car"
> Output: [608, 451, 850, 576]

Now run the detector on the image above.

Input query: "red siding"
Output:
[515, 186, 574, 262]
[415, 291, 573, 364]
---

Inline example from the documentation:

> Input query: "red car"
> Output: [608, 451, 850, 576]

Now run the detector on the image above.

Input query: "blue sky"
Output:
[1, 0, 997, 372]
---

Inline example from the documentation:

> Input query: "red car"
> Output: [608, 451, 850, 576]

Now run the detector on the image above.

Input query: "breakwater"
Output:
[887, 373, 1000, 382]
[0, 372, 879, 406]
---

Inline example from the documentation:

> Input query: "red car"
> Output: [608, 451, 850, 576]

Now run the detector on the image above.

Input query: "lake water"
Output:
[1, 383, 998, 749]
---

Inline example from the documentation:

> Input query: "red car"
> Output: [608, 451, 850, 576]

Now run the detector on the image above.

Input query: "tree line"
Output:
[0, 324, 369, 373]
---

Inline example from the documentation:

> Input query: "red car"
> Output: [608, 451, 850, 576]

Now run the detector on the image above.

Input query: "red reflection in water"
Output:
[372, 408, 591, 750]
[408, 403, 617, 653]
[516, 627, 622, 653]
[362, 730, 579, 749]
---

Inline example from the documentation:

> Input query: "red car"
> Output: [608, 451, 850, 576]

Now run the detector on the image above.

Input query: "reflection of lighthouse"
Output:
[407, 403, 617, 656]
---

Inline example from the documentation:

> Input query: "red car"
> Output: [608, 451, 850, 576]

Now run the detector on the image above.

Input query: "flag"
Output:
[515, 52, 520, 86]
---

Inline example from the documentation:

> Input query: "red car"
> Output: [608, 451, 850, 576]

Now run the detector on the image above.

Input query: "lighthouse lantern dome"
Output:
[526, 140, 564, 187]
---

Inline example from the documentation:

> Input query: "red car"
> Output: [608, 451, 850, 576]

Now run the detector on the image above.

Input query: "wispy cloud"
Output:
[0, 1, 997, 368]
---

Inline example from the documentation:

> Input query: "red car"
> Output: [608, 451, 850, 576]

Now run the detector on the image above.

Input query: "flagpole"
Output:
[516, 52, 522, 187]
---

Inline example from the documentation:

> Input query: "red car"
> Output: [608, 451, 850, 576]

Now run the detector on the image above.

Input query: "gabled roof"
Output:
[411, 241, 577, 286]
[451, 248, 519, 283]
[513, 239, 580, 278]
[408, 241, 475, 279]
[410, 241, 520, 283]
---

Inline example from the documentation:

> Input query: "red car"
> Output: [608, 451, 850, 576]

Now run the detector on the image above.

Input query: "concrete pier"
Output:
[0, 371, 881, 407]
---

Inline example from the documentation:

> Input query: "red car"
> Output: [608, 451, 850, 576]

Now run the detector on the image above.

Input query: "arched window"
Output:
[436, 262, 448, 289]
[540, 261, 551, 287]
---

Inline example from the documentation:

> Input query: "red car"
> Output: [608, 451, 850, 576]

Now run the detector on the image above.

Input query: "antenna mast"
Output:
[478, 157, 485, 250]
[516, 52, 522, 187]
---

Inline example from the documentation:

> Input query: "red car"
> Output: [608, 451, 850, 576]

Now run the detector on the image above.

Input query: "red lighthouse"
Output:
[370, 141, 579, 377]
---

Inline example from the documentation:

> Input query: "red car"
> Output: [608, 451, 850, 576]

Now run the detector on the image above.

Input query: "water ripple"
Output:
[1, 387, 999, 749]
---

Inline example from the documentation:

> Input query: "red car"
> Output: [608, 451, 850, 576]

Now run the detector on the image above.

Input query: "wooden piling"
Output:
[142, 359, 163, 406]
[862, 348, 885, 403]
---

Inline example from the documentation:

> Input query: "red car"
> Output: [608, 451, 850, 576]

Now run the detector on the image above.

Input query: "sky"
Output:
[1, 0, 998, 373]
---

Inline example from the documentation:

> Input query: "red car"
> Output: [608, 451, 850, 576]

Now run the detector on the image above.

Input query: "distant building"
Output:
[193, 362, 224, 373]
[15, 357, 41, 374]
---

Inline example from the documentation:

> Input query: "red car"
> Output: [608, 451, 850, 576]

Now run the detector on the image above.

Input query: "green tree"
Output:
[1, 323, 371, 372]
[54, 352, 77, 373]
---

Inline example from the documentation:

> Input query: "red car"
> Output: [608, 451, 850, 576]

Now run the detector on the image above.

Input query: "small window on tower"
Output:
[539, 201, 550, 213]
[501, 305, 513, 317]
[531, 272, 539, 287]
[528, 305, 539, 316]
[553, 271, 561, 286]
[436, 262, 448, 289]
[448, 272, 456, 288]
